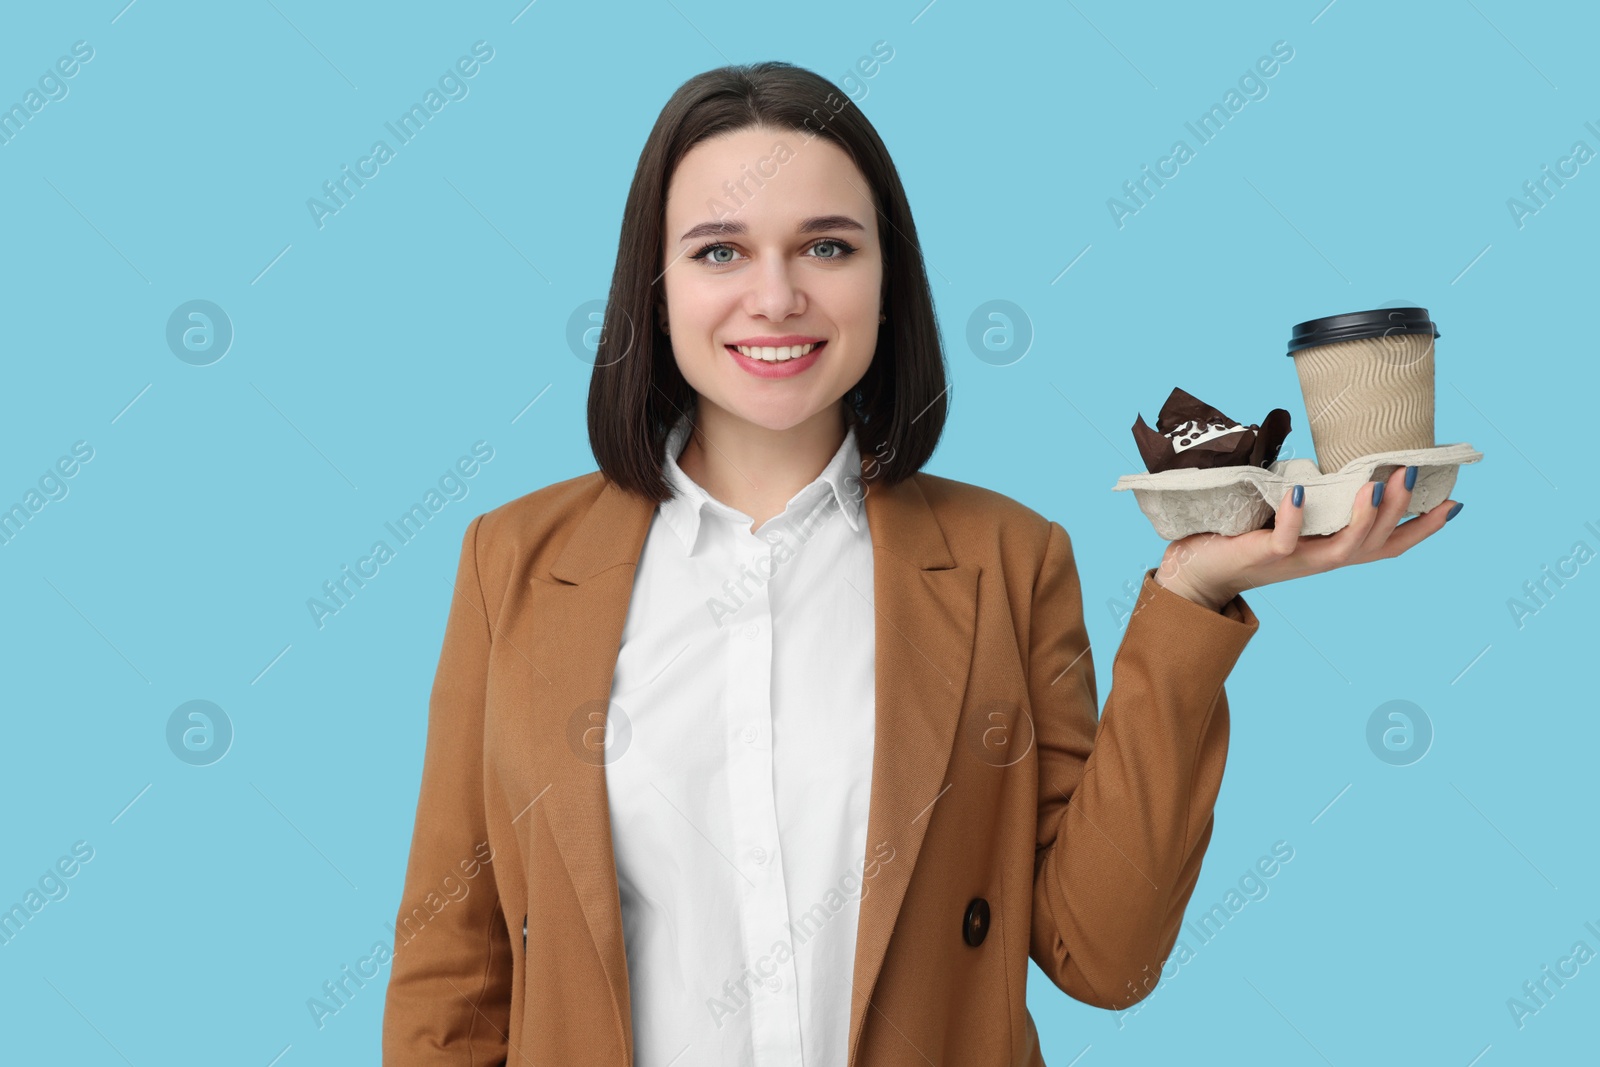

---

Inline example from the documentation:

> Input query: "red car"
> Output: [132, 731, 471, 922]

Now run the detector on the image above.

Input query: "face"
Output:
[659, 124, 883, 435]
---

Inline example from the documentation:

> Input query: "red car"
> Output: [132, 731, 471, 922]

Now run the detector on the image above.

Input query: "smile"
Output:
[728, 342, 820, 362]
[725, 340, 826, 379]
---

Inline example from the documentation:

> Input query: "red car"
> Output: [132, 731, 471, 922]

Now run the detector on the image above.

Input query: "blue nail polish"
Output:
[1446, 501, 1464, 522]
[1371, 482, 1385, 507]
[1404, 465, 1417, 491]
[1292, 484, 1304, 507]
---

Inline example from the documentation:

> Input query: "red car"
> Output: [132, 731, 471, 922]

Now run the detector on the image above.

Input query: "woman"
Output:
[382, 62, 1461, 1066]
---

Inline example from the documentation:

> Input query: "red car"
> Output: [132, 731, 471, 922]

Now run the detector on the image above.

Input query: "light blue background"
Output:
[2, 1, 1594, 1063]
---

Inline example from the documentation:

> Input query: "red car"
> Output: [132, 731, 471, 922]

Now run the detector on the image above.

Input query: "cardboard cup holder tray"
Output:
[1112, 442, 1482, 540]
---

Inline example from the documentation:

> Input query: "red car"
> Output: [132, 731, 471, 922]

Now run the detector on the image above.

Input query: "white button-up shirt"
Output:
[604, 409, 876, 1065]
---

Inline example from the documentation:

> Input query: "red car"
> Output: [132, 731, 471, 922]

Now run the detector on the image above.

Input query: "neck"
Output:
[676, 399, 849, 531]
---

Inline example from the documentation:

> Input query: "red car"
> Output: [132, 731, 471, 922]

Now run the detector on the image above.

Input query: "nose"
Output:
[744, 254, 805, 321]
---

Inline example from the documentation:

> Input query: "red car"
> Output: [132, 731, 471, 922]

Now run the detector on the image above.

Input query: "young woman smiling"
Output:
[383, 62, 1461, 1067]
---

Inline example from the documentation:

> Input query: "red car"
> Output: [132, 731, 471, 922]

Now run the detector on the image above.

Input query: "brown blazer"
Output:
[381, 457, 1260, 1066]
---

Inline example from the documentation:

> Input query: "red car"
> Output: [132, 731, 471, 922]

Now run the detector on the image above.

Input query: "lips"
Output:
[726, 340, 825, 379]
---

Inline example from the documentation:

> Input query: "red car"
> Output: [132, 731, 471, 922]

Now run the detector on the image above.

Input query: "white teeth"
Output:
[733, 343, 818, 362]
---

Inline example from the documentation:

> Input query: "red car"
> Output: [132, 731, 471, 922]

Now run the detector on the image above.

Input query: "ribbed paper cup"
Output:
[1286, 308, 1439, 474]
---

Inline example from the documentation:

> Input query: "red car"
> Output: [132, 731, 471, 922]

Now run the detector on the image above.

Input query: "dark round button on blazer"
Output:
[963, 897, 990, 947]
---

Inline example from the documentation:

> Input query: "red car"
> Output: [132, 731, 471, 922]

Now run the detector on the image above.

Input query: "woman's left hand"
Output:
[1153, 464, 1463, 612]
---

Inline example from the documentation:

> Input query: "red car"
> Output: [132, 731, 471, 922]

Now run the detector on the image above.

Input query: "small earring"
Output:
[878, 312, 886, 323]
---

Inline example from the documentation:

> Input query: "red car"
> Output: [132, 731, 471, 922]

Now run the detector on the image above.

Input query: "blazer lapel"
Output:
[504, 463, 979, 1067]
[845, 472, 979, 1065]
[506, 479, 655, 1064]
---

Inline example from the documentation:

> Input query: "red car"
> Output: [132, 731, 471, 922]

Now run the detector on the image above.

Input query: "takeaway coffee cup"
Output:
[1286, 307, 1440, 474]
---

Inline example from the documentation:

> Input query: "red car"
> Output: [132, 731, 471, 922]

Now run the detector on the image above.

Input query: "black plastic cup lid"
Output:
[1286, 307, 1440, 355]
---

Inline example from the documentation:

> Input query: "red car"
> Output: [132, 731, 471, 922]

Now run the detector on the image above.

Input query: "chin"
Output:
[701, 389, 840, 433]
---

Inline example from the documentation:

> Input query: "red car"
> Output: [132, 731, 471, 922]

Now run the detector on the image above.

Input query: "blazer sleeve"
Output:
[382, 513, 514, 1064]
[1027, 519, 1259, 1010]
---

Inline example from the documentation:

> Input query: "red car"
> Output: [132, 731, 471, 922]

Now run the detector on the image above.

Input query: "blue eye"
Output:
[687, 243, 740, 265]
[687, 238, 858, 266]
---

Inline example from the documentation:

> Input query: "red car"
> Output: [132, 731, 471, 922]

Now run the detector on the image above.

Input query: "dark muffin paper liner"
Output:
[1131, 386, 1293, 474]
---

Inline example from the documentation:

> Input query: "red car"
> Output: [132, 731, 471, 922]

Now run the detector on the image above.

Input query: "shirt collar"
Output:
[658, 409, 864, 555]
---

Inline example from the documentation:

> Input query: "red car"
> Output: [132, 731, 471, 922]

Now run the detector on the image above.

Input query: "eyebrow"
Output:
[678, 214, 866, 243]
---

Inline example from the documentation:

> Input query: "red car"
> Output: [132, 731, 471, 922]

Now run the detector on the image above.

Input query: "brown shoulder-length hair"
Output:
[587, 61, 949, 504]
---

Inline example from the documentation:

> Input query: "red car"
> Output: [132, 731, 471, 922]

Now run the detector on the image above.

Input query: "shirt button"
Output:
[751, 846, 767, 864]
[743, 622, 759, 639]
[741, 725, 758, 744]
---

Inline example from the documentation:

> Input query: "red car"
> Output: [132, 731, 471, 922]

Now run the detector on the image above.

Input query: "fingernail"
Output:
[1404, 465, 1417, 491]
[1292, 484, 1304, 508]
[1371, 481, 1385, 507]
[1446, 501, 1464, 522]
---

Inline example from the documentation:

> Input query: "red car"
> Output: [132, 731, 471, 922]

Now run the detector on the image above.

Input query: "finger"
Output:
[1270, 483, 1303, 555]
[1359, 466, 1411, 557]
[1325, 476, 1384, 560]
[1370, 497, 1456, 559]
